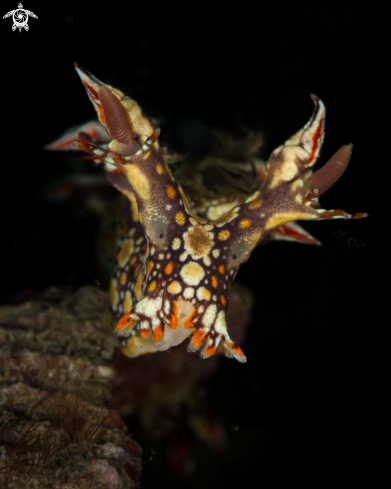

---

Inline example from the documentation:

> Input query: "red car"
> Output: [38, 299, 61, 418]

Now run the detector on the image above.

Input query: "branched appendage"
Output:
[74, 68, 367, 363]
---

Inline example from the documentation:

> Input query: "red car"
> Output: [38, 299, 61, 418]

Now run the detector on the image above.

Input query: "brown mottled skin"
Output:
[63, 66, 366, 363]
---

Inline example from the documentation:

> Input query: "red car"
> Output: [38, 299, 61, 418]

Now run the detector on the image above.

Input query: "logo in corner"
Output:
[3, 3, 38, 32]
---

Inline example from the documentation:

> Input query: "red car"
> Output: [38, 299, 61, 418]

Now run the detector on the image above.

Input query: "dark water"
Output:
[1, 1, 386, 486]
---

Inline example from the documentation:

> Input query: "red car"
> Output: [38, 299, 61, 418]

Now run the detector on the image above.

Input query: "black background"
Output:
[0, 1, 387, 486]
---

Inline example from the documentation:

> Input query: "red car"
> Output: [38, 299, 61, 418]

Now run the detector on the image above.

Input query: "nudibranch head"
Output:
[70, 66, 367, 363]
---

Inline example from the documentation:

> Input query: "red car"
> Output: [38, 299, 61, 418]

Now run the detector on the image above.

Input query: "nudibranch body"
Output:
[48, 65, 367, 363]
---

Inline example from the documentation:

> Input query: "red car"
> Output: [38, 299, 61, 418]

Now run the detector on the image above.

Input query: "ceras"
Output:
[48, 65, 367, 363]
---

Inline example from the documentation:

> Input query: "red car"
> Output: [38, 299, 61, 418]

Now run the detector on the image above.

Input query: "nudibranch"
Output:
[49, 65, 367, 363]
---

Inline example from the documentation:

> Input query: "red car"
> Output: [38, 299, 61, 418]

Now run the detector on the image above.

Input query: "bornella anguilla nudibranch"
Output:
[47, 64, 367, 363]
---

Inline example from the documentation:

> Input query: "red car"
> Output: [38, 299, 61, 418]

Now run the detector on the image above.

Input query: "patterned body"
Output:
[48, 65, 367, 363]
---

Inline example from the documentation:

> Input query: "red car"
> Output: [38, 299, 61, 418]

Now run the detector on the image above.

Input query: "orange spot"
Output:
[152, 323, 164, 342]
[164, 261, 174, 275]
[146, 261, 154, 278]
[218, 230, 230, 240]
[218, 265, 225, 275]
[142, 242, 148, 251]
[220, 295, 227, 306]
[148, 280, 157, 292]
[211, 275, 218, 288]
[230, 341, 245, 357]
[175, 211, 186, 225]
[190, 329, 206, 350]
[248, 200, 261, 210]
[113, 313, 136, 334]
[184, 309, 197, 329]
[139, 324, 150, 339]
[120, 272, 127, 286]
[166, 184, 176, 199]
[156, 164, 164, 174]
[202, 344, 217, 358]
[169, 301, 179, 329]
[122, 224, 129, 235]
[130, 256, 137, 266]
[134, 263, 141, 278]
[239, 218, 251, 228]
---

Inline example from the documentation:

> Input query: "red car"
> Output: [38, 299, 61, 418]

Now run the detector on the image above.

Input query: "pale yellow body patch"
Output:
[168, 280, 182, 294]
[118, 238, 135, 267]
[206, 201, 238, 220]
[202, 304, 217, 328]
[120, 272, 127, 286]
[148, 281, 157, 292]
[135, 273, 143, 300]
[180, 261, 205, 286]
[172, 237, 181, 250]
[146, 261, 154, 278]
[124, 290, 132, 312]
[196, 287, 211, 301]
[265, 211, 314, 231]
[123, 166, 150, 200]
[183, 287, 194, 299]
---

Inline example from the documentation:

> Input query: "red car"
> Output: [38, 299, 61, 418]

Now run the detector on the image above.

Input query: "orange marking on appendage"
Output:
[202, 344, 217, 358]
[211, 275, 218, 288]
[148, 281, 157, 292]
[156, 164, 164, 174]
[134, 263, 141, 277]
[248, 200, 261, 210]
[231, 342, 244, 356]
[307, 118, 324, 166]
[190, 329, 206, 350]
[169, 301, 179, 329]
[130, 256, 137, 266]
[120, 272, 127, 286]
[218, 265, 225, 275]
[146, 261, 154, 278]
[164, 262, 174, 275]
[175, 212, 186, 225]
[239, 219, 251, 228]
[220, 295, 227, 306]
[166, 185, 177, 199]
[152, 323, 164, 342]
[184, 309, 197, 329]
[139, 326, 150, 339]
[113, 313, 136, 334]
